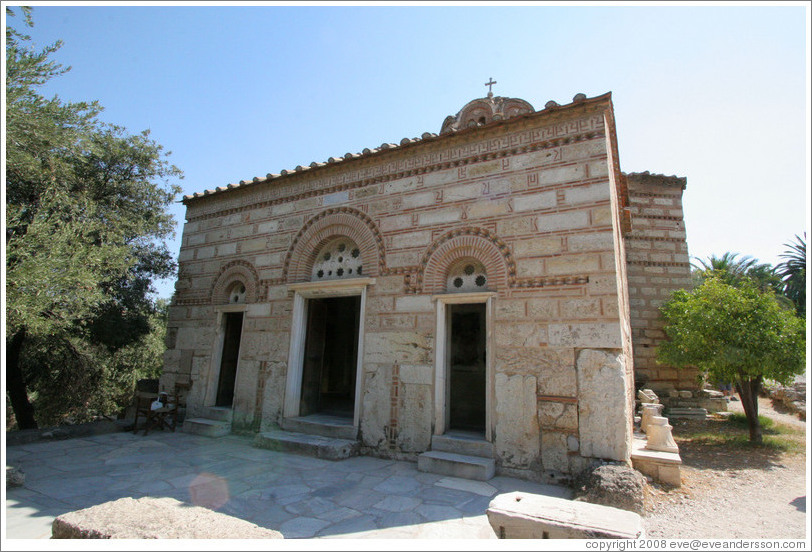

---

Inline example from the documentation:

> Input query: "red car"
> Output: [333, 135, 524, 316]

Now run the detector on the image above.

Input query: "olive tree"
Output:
[657, 277, 805, 442]
[6, 8, 182, 428]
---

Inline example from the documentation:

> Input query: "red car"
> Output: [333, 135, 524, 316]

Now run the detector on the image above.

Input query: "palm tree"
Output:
[776, 234, 806, 317]
[692, 252, 785, 300]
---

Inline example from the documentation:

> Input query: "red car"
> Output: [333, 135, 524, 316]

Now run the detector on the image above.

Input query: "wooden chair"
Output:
[133, 391, 159, 434]
[143, 391, 179, 436]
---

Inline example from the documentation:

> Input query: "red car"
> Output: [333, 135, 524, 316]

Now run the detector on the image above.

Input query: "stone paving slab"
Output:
[4, 429, 572, 540]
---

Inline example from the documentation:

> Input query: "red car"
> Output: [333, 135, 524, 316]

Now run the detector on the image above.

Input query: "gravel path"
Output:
[644, 398, 808, 539]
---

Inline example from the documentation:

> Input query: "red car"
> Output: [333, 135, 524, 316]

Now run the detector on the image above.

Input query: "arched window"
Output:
[446, 259, 488, 293]
[227, 281, 247, 304]
[311, 237, 363, 281]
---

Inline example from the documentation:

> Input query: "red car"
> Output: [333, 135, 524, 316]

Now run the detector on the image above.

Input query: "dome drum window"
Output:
[312, 238, 363, 281]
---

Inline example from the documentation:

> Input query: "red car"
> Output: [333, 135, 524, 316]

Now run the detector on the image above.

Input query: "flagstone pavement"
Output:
[4, 429, 571, 540]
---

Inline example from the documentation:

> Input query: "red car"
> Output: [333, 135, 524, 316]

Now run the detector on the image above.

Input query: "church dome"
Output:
[440, 92, 535, 135]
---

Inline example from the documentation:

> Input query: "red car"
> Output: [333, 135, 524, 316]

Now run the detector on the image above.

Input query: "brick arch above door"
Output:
[211, 260, 261, 304]
[419, 227, 515, 295]
[284, 207, 386, 283]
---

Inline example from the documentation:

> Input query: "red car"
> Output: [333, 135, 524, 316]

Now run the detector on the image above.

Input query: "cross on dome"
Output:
[484, 77, 497, 97]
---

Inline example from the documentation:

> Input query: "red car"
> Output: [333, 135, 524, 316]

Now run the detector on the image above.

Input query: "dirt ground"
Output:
[644, 397, 808, 539]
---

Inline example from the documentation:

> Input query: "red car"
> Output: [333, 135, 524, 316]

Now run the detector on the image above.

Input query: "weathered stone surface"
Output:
[397, 384, 432, 452]
[494, 374, 539, 468]
[539, 402, 578, 431]
[549, 323, 622, 348]
[365, 331, 433, 364]
[51, 497, 283, 539]
[577, 349, 632, 462]
[487, 491, 644, 539]
[6, 466, 25, 488]
[572, 463, 646, 514]
[495, 323, 547, 348]
[494, 346, 576, 397]
[540, 431, 570, 472]
[360, 364, 390, 448]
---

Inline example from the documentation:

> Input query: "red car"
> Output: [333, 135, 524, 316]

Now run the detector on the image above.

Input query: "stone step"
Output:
[253, 429, 360, 461]
[204, 407, 233, 423]
[631, 437, 682, 487]
[280, 415, 357, 440]
[182, 418, 231, 438]
[417, 450, 495, 481]
[666, 407, 708, 420]
[431, 432, 493, 458]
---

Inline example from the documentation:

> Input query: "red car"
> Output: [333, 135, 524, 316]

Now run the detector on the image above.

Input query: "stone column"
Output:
[640, 403, 664, 434]
[645, 416, 679, 453]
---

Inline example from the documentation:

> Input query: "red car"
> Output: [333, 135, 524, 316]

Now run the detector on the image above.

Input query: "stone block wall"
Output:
[624, 172, 697, 393]
[163, 93, 636, 477]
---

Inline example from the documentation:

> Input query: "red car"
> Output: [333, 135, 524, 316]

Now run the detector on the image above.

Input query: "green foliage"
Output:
[776, 234, 806, 317]
[16, 304, 168, 427]
[657, 278, 806, 387]
[5, 8, 182, 428]
[691, 252, 784, 297]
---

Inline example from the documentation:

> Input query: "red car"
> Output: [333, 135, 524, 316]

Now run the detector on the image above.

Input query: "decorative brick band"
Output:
[625, 235, 687, 242]
[632, 215, 684, 222]
[284, 207, 386, 283]
[627, 260, 690, 267]
[185, 131, 605, 223]
[537, 395, 579, 403]
[513, 275, 590, 288]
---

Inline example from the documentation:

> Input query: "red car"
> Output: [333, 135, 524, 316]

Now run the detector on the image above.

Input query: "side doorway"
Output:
[215, 312, 244, 407]
[434, 293, 495, 441]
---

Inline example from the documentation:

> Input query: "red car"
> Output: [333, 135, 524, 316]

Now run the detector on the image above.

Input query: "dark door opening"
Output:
[216, 312, 243, 407]
[300, 296, 361, 418]
[448, 303, 486, 433]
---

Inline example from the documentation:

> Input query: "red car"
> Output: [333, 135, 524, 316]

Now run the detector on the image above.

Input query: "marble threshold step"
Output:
[431, 431, 493, 458]
[280, 414, 358, 440]
[417, 450, 496, 481]
[254, 429, 360, 461]
[182, 418, 231, 438]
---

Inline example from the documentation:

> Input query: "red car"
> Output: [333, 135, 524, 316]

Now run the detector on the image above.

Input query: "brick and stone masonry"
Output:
[161, 91, 691, 480]
[624, 172, 696, 394]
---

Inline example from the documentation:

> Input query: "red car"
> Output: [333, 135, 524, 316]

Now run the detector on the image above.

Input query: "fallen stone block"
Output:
[51, 497, 283, 539]
[6, 466, 25, 488]
[572, 463, 646, 514]
[487, 491, 644, 539]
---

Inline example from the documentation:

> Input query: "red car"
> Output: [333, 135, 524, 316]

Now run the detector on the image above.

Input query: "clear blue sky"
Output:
[6, 2, 809, 300]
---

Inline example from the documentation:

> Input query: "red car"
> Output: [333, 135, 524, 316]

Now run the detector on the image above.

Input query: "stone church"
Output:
[162, 86, 693, 481]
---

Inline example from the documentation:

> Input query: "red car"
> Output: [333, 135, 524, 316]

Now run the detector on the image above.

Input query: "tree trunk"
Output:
[6, 327, 38, 430]
[735, 376, 762, 443]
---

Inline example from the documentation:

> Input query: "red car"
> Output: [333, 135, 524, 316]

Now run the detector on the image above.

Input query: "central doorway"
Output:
[447, 303, 486, 434]
[299, 296, 361, 418]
